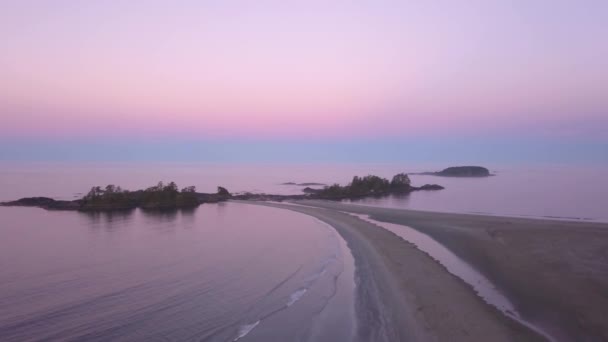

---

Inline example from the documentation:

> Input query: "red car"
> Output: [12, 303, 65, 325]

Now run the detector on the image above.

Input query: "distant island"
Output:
[413, 166, 492, 177]
[1, 173, 443, 211]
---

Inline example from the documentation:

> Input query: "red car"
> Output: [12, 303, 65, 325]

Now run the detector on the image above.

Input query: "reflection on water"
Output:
[0, 203, 355, 341]
[140, 208, 179, 223]
[78, 209, 136, 230]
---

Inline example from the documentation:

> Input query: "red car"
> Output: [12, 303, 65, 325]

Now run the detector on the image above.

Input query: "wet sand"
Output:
[244, 201, 545, 341]
[274, 200, 608, 341]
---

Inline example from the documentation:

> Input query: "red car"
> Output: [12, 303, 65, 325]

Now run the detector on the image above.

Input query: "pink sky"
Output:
[1, 1, 607, 140]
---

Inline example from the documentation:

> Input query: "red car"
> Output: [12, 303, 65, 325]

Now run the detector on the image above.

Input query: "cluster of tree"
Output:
[81, 181, 201, 210]
[82, 184, 138, 210]
[316, 173, 412, 199]
[390, 173, 411, 190]
[350, 175, 390, 196]
[140, 181, 199, 209]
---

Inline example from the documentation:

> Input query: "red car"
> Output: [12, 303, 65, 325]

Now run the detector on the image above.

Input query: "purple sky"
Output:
[0, 1, 606, 162]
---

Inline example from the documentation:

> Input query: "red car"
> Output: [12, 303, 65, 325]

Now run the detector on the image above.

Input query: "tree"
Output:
[349, 175, 390, 195]
[85, 186, 103, 200]
[164, 182, 178, 193]
[319, 184, 345, 198]
[390, 173, 411, 190]
[146, 182, 164, 192]
[217, 186, 230, 196]
[181, 186, 196, 193]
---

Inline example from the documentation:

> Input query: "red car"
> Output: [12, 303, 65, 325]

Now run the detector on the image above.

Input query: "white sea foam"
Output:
[233, 320, 260, 341]
[287, 288, 308, 307]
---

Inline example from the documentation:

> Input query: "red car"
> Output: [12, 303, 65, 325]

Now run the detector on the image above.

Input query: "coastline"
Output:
[274, 200, 608, 341]
[3, 193, 606, 340]
[244, 201, 545, 341]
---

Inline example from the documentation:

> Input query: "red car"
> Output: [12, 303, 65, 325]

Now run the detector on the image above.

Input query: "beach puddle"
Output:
[349, 213, 555, 342]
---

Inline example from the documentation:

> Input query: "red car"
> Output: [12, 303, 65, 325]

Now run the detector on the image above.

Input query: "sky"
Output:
[1, 1, 607, 163]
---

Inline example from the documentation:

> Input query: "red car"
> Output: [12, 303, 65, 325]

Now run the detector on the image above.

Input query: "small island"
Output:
[238, 173, 444, 201]
[414, 166, 492, 177]
[310, 173, 443, 200]
[1, 182, 232, 211]
[1, 173, 443, 211]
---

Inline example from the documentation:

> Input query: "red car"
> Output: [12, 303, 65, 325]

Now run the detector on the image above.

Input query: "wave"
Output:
[230, 286, 309, 341]
[286, 288, 308, 307]
[227, 218, 346, 341]
[233, 320, 260, 341]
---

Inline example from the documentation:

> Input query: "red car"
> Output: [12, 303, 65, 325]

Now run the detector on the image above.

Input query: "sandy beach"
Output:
[245, 200, 608, 341]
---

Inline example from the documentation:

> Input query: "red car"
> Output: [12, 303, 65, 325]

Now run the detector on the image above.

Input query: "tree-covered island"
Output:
[413, 166, 492, 177]
[234, 173, 444, 201]
[1, 182, 232, 211]
[81, 182, 204, 210]
[1, 173, 444, 211]
[302, 173, 443, 200]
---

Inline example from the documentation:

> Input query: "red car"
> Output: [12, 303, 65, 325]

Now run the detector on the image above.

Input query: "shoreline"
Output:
[276, 200, 608, 341]
[351, 212, 555, 341]
[244, 201, 545, 341]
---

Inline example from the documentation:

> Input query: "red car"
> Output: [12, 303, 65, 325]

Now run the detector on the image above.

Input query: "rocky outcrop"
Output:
[415, 166, 491, 177]
[1, 197, 81, 210]
[302, 187, 322, 194]
[415, 184, 445, 191]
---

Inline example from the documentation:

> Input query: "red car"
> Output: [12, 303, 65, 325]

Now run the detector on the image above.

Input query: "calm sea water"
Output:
[0, 203, 355, 341]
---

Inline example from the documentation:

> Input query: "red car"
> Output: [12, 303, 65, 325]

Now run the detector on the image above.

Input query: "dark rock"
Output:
[1, 197, 82, 210]
[1, 197, 57, 207]
[416, 184, 445, 190]
[302, 187, 322, 194]
[414, 166, 491, 177]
